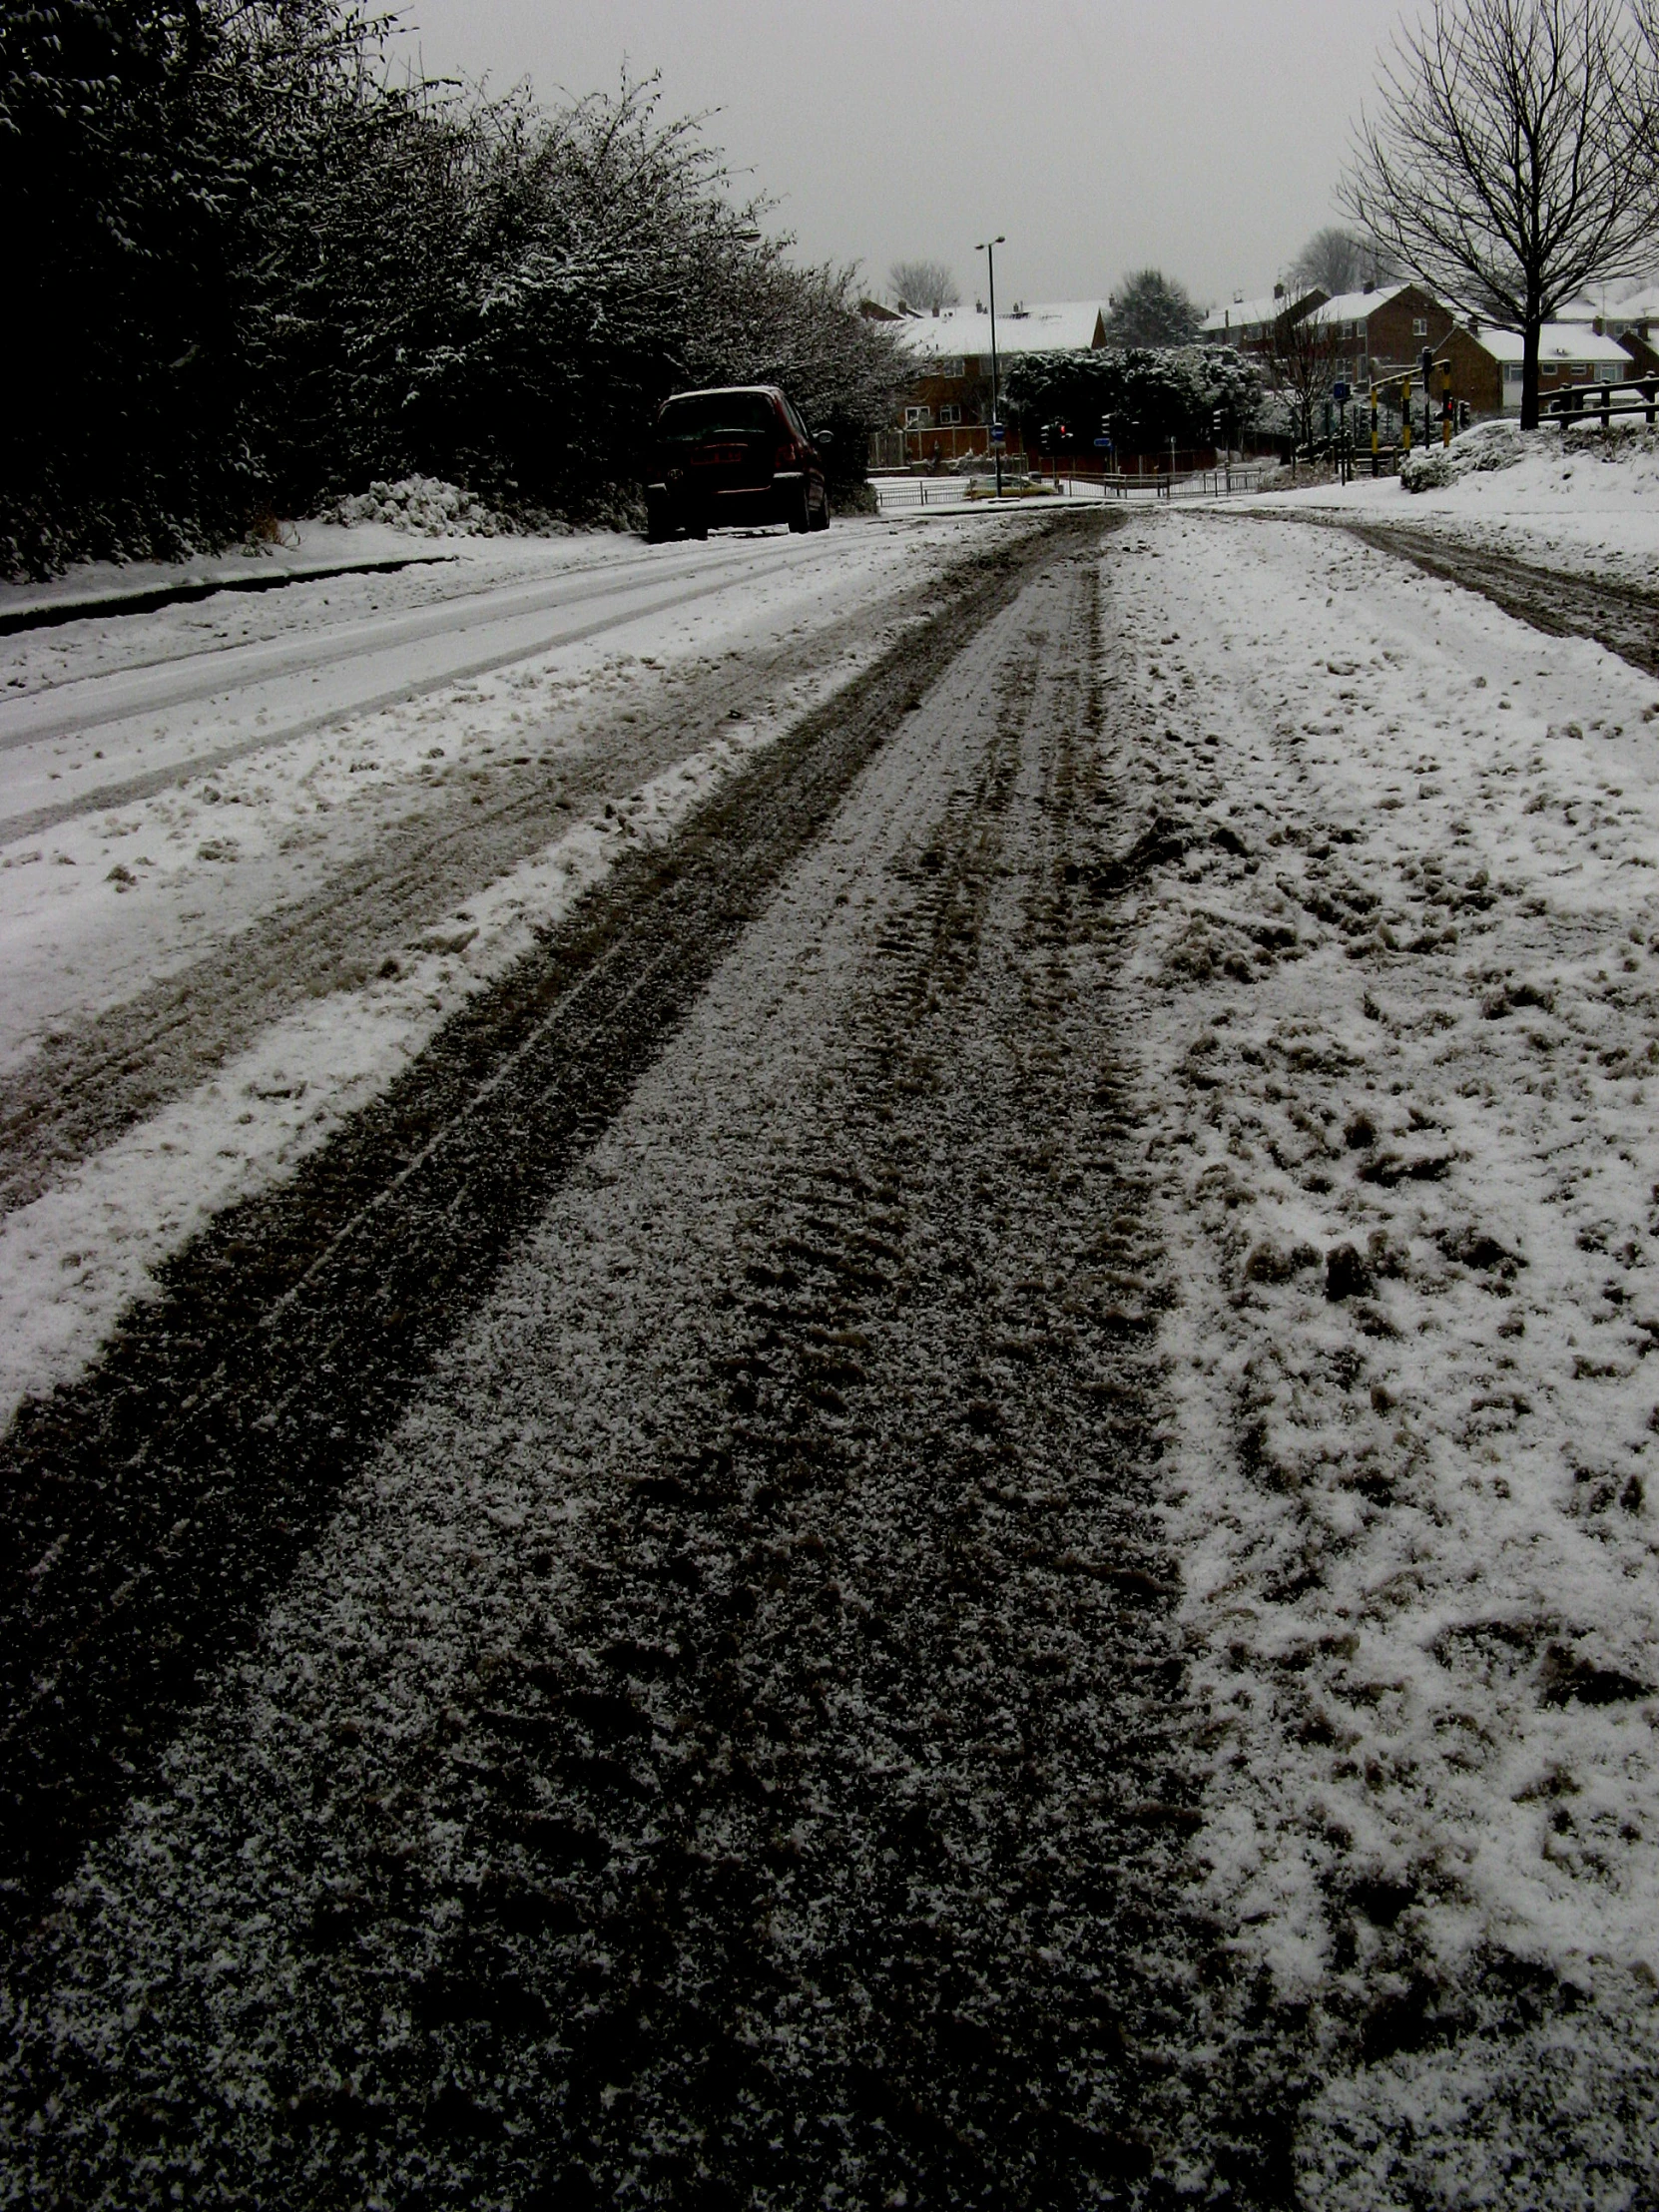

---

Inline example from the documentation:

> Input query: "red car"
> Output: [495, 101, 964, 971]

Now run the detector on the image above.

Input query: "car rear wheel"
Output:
[810, 480, 830, 531]
[645, 491, 673, 544]
[786, 480, 811, 534]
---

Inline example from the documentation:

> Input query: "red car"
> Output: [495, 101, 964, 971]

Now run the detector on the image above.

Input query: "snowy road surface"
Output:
[0, 532, 929, 839]
[4, 502, 1659, 2207]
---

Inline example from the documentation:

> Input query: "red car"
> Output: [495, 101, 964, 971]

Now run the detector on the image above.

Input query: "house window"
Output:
[1569, 363, 1589, 379]
[1413, 317, 1427, 336]
[933, 356, 965, 378]
[937, 403, 962, 426]
[904, 405, 931, 428]
[1504, 363, 1524, 383]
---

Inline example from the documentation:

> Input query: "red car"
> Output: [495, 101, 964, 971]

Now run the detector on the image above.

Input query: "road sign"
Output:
[1332, 379, 1351, 404]
[1093, 435, 1113, 450]
[989, 423, 1006, 444]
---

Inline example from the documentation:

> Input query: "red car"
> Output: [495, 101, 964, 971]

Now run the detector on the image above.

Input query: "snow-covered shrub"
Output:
[1400, 418, 1524, 490]
[1559, 417, 1659, 460]
[321, 478, 515, 537]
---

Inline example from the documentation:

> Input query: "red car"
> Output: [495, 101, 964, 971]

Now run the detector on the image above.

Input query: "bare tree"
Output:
[1289, 226, 1396, 296]
[1270, 305, 1346, 450]
[888, 259, 959, 314]
[1341, 0, 1656, 428]
[1633, 1, 1659, 173]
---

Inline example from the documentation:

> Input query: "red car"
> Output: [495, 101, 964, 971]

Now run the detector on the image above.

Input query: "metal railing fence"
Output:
[870, 464, 1273, 512]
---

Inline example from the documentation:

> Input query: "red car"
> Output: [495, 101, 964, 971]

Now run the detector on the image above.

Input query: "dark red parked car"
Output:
[645, 385, 831, 541]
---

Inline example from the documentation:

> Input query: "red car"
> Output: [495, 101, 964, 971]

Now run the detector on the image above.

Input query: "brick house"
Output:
[1309, 282, 1457, 387]
[1442, 323, 1637, 414]
[1198, 285, 1327, 358]
[887, 300, 1107, 466]
[1557, 286, 1659, 377]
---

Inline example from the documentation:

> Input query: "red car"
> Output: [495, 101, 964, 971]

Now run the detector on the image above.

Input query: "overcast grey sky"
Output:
[400, 1, 1398, 310]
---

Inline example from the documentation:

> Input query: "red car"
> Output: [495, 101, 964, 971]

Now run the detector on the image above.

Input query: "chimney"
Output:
[1273, 281, 1285, 299]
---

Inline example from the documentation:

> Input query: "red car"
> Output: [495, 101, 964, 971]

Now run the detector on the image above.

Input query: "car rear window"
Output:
[657, 392, 777, 441]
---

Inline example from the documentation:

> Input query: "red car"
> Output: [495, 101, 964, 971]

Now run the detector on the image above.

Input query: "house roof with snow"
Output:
[1199, 288, 1326, 338]
[1467, 323, 1635, 370]
[896, 300, 1107, 359]
[1309, 283, 1410, 326]
[1554, 285, 1659, 332]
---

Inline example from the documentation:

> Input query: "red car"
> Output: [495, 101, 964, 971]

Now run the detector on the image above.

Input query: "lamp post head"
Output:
[975, 236, 1005, 253]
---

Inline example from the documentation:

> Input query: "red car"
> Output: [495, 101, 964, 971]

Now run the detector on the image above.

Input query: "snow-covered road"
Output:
[0, 513, 1037, 1422]
[1, 532, 923, 837]
[4, 490, 1659, 2207]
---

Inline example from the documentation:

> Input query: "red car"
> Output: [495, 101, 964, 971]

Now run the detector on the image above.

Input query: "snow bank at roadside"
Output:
[0, 519, 597, 630]
[1106, 510, 1659, 2192]
[1247, 418, 1659, 593]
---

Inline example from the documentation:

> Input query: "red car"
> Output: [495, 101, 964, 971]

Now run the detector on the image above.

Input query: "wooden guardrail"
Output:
[1546, 376, 1659, 430]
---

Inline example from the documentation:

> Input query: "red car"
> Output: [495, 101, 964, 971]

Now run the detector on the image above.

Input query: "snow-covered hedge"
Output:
[1001, 344, 1263, 458]
[1559, 417, 1659, 459]
[3, 18, 899, 580]
[1400, 418, 1525, 490]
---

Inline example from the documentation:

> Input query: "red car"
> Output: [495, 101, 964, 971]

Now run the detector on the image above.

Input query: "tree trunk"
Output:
[1520, 313, 1542, 430]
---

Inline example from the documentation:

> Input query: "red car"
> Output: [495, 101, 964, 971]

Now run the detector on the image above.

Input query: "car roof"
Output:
[660, 384, 786, 403]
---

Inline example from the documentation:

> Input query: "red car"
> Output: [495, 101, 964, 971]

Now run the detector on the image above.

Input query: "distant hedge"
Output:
[1002, 345, 1263, 456]
[0, 3, 904, 577]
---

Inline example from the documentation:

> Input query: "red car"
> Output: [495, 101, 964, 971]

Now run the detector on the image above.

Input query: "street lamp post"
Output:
[976, 235, 1006, 496]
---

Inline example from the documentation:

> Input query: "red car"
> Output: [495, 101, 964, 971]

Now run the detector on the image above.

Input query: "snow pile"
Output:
[320, 475, 534, 537]
[1104, 511, 1659, 2184]
[1400, 417, 1525, 491]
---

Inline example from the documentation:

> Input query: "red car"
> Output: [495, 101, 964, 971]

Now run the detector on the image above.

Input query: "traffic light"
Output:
[1420, 345, 1434, 382]
[1055, 419, 1070, 446]
[1039, 422, 1054, 455]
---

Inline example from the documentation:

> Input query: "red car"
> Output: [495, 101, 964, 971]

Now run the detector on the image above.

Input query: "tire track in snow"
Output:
[0, 516, 1097, 1946]
[0, 544, 832, 845]
[2, 523, 1293, 2207]
[0, 557, 959, 1223]
[1, 540, 793, 745]
[1296, 513, 1659, 680]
